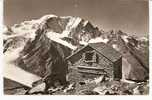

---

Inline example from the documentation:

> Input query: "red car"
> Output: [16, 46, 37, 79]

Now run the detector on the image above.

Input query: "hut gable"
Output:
[66, 42, 121, 64]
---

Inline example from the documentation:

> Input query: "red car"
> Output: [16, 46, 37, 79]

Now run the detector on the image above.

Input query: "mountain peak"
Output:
[3, 14, 149, 86]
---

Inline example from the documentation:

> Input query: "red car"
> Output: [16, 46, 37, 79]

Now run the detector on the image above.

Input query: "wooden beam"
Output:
[78, 70, 106, 75]
[77, 66, 104, 70]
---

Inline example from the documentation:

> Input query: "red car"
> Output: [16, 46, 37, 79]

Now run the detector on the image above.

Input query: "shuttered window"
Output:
[83, 50, 96, 63]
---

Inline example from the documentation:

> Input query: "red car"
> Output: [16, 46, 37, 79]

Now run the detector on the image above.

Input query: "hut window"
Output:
[83, 51, 96, 63]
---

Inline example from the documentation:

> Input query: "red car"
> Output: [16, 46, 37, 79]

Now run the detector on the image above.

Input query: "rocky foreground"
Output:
[4, 76, 149, 95]
[3, 14, 149, 95]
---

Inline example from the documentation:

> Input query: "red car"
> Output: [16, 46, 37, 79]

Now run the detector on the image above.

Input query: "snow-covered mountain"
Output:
[3, 14, 149, 82]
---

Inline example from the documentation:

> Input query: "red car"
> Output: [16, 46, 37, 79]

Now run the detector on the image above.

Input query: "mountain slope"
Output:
[102, 30, 149, 81]
[3, 14, 149, 83]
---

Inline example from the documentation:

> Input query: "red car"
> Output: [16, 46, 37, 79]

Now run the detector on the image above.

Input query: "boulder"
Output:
[78, 90, 99, 95]
[28, 82, 46, 94]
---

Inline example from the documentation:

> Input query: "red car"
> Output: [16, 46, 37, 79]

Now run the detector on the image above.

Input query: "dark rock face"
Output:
[16, 29, 70, 86]
[68, 21, 102, 42]
[4, 78, 29, 95]
[46, 17, 69, 33]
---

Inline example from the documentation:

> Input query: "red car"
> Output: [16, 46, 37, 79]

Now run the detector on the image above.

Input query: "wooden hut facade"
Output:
[66, 43, 122, 80]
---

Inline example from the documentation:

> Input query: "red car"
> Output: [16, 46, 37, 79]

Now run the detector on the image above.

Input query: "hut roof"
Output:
[66, 42, 122, 63]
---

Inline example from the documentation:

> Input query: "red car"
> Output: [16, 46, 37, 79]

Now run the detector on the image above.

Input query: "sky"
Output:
[4, 0, 149, 37]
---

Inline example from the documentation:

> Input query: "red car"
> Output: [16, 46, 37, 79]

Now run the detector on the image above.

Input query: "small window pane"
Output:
[83, 51, 96, 63]
[85, 52, 94, 61]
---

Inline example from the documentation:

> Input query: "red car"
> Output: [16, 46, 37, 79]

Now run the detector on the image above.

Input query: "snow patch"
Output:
[39, 14, 57, 23]
[121, 35, 129, 43]
[122, 58, 131, 80]
[62, 17, 82, 37]
[138, 37, 148, 42]
[2, 25, 8, 33]
[79, 37, 109, 45]
[121, 79, 135, 84]
[112, 44, 119, 51]
[89, 37, 109, 43]
[83, 20, 89, 27]
[79, 41, 88, 45]
[46, 32, 77, 50]
[11, 20, 39, 41]
[93, 76, 104, 84]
